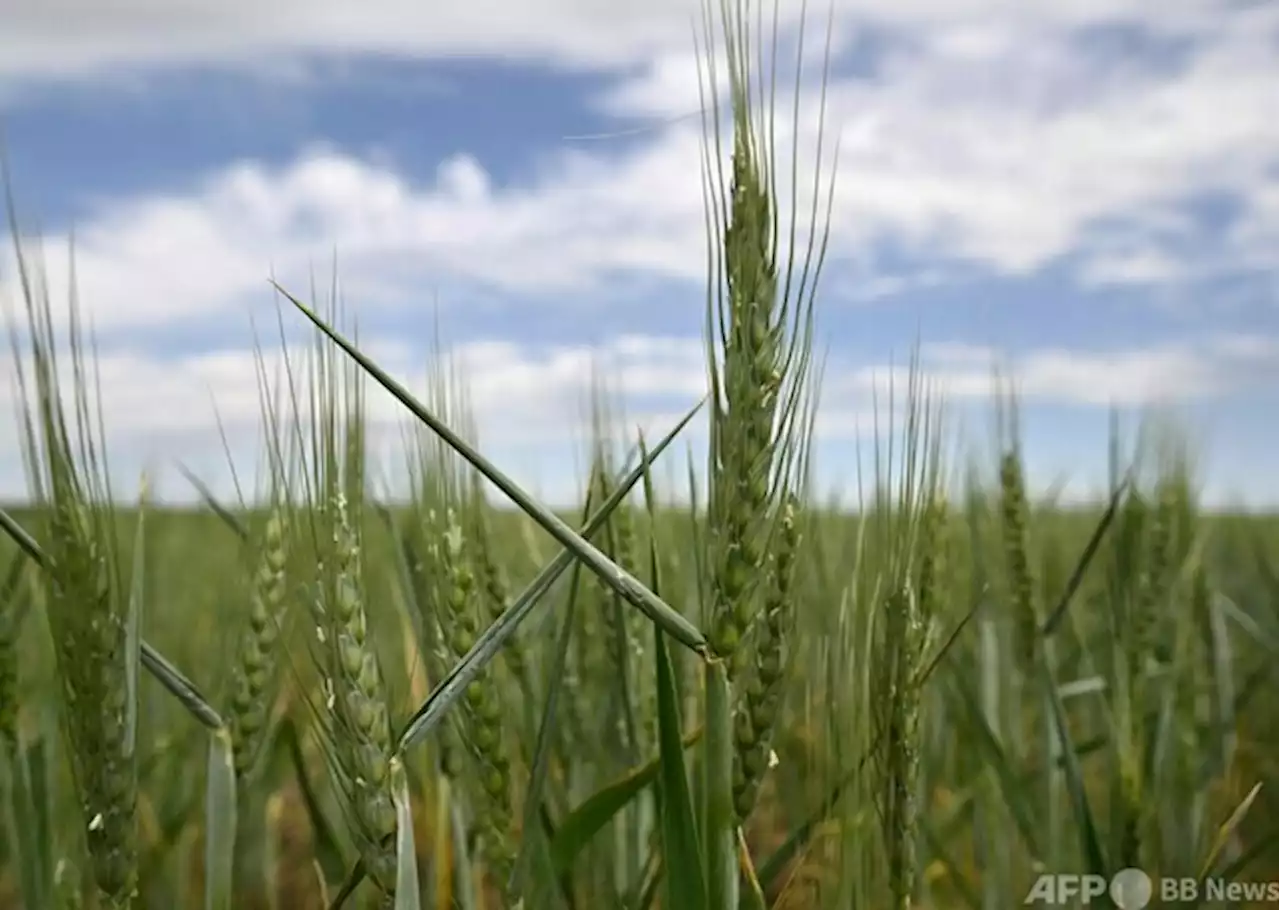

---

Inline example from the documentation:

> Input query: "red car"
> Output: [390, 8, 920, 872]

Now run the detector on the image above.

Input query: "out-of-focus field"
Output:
[2, 481, 1276, 908]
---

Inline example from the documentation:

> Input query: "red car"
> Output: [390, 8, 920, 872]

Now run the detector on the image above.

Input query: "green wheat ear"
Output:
[731, 494, 800, 821]
[698, 0, 833, 830]
[403, 358, 518, 888]
[8, 242, 140, 908]
[432, 508, 515, 885]
[689, 0, 837, 905]
[269, 289, 401, 905]
[228, 506, 288, 782]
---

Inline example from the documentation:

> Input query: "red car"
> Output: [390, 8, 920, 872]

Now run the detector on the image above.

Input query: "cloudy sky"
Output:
[0, 0, 1275, 509]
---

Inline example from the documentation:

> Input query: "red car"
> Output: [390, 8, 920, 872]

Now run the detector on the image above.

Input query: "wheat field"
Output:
[0, 1, 1276, 908]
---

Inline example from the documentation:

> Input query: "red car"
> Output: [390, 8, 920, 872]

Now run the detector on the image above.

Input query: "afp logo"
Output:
[1024, 869, 1153, 908]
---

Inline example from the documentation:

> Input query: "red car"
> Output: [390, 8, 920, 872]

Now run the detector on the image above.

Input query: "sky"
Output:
[0, 0, 1275, 510]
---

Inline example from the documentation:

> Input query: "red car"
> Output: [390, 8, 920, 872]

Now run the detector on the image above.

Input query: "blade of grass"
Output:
[395, 398, 704, 755]
[656, 622, 707, 910]
[274, 282, 709, 656]
[1040, 479, 1127, 636]
[204, 727, 237, 910]
[124, 475, 147, 760]
[1197, 781, 1264, 879]
[1039, 662, 1109, 878]
[327, 860, 365, 910]
[548, 726, 704, 877]
[702, 659, 736, 910]
[391, 758, 422, 910]
[3, 734, 53, 910]
[737, 828, 767, 910]
[176, 463, 251, 543]
[509, 493, 594, 899]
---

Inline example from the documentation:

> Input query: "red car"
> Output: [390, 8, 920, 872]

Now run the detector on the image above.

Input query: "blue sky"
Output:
[0, 0, 1276, 509]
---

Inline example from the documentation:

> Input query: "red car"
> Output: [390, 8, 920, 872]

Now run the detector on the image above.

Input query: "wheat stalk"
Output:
[9, 246, 140, 909]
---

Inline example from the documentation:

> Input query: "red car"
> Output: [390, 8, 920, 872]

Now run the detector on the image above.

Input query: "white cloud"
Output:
[0, 0, 1239, 86]
[2, 3, 1271, 334]
[0, 324, 1270, 503]
[1222, 183, 1280, 275]
[801, 334, 1277, 427]
[819, 9, 1276, 277]
[0, 138, 723, 333]
[1077, 247, 1187, 286]
[0, 0, 1273, 506]
[911, 335, 1278, 406]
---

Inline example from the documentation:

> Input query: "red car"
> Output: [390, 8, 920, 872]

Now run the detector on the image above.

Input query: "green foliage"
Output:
[0, 1, 1275, 909]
